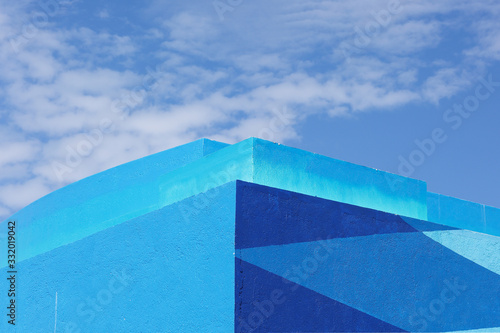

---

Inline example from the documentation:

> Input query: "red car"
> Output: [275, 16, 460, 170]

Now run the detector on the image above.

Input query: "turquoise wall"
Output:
[158, 138, 428, 220]
[0, 182, 236, 332]
[427, 192, 500, 237]
[252, 138, 427, 220]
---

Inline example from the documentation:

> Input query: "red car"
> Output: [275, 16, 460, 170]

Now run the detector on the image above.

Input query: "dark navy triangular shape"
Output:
[236, 181, 419, 249]
[235, 258, 406, 332]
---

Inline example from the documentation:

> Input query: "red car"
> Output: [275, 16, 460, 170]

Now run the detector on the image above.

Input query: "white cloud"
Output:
[398, 69, 418, 86]
[0, 140, 41, 168]
[208, 113, 298, 144]
[465, 19, 500, 61]
[66, 28, 137, 58]
[371, 20, 441, 55]
[0, 205, 11, 220]
[161, 12, 218, 55]
[421, 68, 472, 104]
[0, 164, 30, 182]
[98, 9, 109, 19]
[0, 178, 52, 212]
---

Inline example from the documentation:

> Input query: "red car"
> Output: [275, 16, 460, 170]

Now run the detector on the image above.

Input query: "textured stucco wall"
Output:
[236, 181, 500, 333]
[428, 192, 500, 237]
[0, 182, 236, 332]
[252, 138, 428, 220]
[158, 138, 428, 220]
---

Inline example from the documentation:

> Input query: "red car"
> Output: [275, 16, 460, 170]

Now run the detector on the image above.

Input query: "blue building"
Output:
[1, 138, 499, 332]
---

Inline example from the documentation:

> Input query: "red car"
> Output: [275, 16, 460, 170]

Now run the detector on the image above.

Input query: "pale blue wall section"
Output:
[428, 192, 500, 237]
[0, 139, 228, 267]
[252, 138, 428, 220]
[443, 328, 500, 333]
[423, 229, 500, 275]
[0, 182, 236, 333]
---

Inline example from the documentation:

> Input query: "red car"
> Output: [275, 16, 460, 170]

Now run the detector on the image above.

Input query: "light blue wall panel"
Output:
[485, 205, 500, 237]
[252, 138, 428, 220]
[0, 182, 236, 332]
[428, 192, 500, 237]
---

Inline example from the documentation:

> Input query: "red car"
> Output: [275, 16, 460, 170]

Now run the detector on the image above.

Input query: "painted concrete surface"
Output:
[423, 229, 500, 275]
[159, 137, 428, 220]
[3, 138, 498, 268]
[0, 182, 236, 332]
[158, 137, 255, 208]
[252, 138, 428, 221]
[236, 181, 500, 333]
[428, 192, 500, 237]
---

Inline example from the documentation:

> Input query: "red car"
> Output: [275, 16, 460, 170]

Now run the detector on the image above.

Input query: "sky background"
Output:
[1, 0, 500, 221]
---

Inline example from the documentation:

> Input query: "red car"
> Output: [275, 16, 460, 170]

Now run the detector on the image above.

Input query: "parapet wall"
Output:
[428, 192, 500, 236]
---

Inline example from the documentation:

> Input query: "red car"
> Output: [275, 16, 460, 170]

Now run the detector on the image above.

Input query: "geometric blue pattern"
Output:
[236, 182, 500, 332]
[423, 229, 500, 275]
[236, 181, 442, 249]
[236, 258, 406, 332]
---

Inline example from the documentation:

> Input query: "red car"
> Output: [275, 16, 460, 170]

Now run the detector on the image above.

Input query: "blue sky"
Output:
[1, 0, 500, 220]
